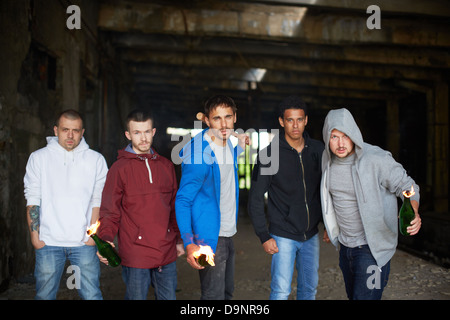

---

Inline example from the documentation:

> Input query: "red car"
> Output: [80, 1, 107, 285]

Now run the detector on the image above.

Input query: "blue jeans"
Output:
[122, 261, 177, 300]
[34, 245, 102, 300]
[339, 244, 390, 300]
[269, 233, 319, 300]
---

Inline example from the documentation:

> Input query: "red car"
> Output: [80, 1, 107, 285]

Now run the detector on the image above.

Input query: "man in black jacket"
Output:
[248, 96, 324, 300]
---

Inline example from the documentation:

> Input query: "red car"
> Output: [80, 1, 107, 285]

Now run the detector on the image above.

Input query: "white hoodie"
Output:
[24, 136, 108, 247]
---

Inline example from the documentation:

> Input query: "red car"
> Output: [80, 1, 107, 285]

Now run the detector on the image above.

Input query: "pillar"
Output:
[386, 98, 400, 160]
[433, 82, 449, 213]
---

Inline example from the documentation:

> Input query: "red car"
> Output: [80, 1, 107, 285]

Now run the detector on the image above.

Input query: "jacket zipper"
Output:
[354, 166, 367, 203]
[299, 152, 310, 240]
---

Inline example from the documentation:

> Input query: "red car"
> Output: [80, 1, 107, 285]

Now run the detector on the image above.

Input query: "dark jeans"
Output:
[339, 243, 390, 300]
[199, 237, 235, 300]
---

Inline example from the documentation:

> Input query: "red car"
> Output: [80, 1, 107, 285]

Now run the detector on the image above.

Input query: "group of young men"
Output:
[24, 94, 421, 300]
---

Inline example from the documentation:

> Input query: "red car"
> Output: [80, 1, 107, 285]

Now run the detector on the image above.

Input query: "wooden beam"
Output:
[132, 67, 392, 93]
[113, 34, 449, 78]
[227, 0, 450, 18]
[120, 47, 450, 71]
[98, 2, 450, 47]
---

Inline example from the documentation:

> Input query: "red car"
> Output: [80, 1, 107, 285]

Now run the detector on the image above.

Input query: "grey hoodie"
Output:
[320, 108, 420, 267]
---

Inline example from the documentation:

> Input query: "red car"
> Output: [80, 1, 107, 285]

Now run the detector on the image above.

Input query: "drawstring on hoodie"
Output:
[132, 149, 155, 184]
[144, 157, 153, 184]
[63, 149, 76, 166]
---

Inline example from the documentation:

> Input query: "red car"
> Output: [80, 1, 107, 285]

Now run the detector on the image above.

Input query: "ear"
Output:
[278, 117, 285, 128]
[53, 126, 58, 136]
[125, 131, 131, 141]
[152, 128, 156, 136]
[304, 115, 308, 126]
[204, 116, 211, 128]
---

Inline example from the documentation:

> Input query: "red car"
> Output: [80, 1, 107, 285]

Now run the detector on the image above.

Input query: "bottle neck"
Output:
[403, 196, 413, 210]
[90, 234, 103, 246]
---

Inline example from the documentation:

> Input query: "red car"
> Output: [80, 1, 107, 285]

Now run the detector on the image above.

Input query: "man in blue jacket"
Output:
[175, 95, 248, 300]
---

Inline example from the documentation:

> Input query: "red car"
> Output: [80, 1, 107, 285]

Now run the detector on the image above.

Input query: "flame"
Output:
[402, 185, 415, 198]
[192, 245, 215, 266]
[87, 220, 100, 236]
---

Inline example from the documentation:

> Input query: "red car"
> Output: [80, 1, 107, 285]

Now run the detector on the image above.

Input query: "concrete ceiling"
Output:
[97, 0, 450, 129]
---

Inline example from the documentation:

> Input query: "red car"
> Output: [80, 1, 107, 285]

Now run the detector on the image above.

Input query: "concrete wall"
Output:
[0, 0, 133, 288]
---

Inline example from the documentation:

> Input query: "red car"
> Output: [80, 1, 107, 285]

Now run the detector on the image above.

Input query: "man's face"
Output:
[329, 129, 355, 158]
[125, 120, 156, 154]
[279, 108, 308, 141]
[54, 116, 84, 151]
[204, 105, 236, 145]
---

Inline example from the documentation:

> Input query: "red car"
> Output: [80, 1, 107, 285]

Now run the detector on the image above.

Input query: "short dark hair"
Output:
[278, 95, 308, 118]
[204, 95, 237, 117]
[55, 109, 84, 127]
[126, 109, 154, 131]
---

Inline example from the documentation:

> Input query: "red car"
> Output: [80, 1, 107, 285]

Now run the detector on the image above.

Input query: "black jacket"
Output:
[248, 131, 324, 243]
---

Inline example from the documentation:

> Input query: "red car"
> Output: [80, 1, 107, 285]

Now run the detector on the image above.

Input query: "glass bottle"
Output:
[399, 196, 415, 236]
[196, 254, 210, 267]
[90, 234, 121, 267]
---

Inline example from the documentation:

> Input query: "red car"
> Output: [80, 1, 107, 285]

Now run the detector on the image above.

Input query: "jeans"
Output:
[339, 243, 390, 300]
[122, 261, 177, 300]
[199, 237, 235, 300]
[34, 245, 102, 300]
[269, 233, 319, 300]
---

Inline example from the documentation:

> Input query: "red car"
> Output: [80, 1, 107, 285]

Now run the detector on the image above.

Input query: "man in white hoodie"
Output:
[24, 109, 108, 300]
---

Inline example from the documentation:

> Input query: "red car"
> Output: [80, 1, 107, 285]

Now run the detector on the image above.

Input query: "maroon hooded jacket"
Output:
[98, 147, 181, 269]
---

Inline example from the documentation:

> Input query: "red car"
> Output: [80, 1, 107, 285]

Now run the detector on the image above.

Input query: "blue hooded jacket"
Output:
[175, 129, 242, 253]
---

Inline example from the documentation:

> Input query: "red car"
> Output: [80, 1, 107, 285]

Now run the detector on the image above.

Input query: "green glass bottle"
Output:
[90, 234, 121, 267]
[196, 254, 210, 267]
[399, 196, 415, 236]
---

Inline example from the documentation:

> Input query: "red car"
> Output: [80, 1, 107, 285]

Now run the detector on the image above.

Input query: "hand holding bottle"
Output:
[96, 240, 116, 265]
[186, 244, 205, 270]
[87, 221, 121, 267]
[406, 200, 421, 236]
[399, 186, 422, 236]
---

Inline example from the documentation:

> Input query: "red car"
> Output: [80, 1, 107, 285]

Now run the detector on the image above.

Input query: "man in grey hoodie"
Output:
[321, 108, 422, 300]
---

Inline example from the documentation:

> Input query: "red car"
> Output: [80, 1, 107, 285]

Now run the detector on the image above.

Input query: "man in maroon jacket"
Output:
[98, 109, 184, 300]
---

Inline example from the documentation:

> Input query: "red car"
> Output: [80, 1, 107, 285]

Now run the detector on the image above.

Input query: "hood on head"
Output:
[322, 108, 364, 158]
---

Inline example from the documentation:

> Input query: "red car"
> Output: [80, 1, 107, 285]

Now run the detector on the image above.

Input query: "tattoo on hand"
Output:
[30, 206, 40, 233]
